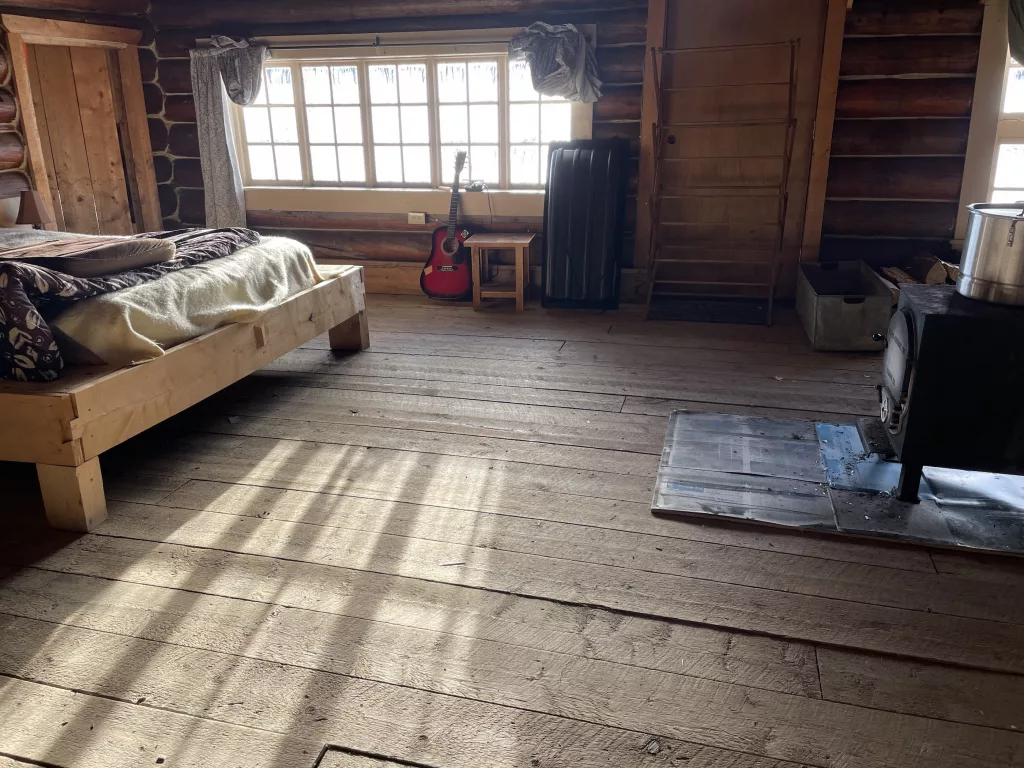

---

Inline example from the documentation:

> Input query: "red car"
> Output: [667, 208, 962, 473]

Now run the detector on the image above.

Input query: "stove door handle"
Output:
[872, 333, 887, 347]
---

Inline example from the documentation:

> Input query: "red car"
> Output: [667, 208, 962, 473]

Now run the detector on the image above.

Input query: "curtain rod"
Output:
[270, 38, 514, 51]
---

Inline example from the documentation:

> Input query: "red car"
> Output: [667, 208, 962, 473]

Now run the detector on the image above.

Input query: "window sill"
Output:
[244, 186, 546, 218]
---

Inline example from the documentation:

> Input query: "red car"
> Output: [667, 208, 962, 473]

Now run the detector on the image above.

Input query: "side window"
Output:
[992, 58, 1024, 203]
[242, 67, 301, 182]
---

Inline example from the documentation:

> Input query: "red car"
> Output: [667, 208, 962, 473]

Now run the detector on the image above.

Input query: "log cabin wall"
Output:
[819, 0, 984, 266]
[0, 40, 32, 202]
[143, 0, 647, 298]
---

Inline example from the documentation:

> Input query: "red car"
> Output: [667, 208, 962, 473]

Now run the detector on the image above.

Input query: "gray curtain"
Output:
[190, 36, 269, 228]
[509, 23, 602, 103]
[1012, 0, 1024, 65]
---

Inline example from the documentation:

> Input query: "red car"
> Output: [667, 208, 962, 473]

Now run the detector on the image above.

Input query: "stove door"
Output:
[881, 309, 915, 433]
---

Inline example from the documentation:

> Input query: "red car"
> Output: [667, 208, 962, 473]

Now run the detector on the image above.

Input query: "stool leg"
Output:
[516, 246, 526, 312]
[471, 247, 483, 310]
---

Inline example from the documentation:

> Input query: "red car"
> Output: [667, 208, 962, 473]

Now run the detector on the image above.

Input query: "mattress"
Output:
[49, 235, 324, 367]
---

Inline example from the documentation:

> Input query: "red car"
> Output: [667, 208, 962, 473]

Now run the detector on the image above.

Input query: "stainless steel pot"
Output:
[958, 202, 1024, 305]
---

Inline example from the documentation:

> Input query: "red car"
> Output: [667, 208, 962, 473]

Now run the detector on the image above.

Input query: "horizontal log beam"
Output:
[596, 44, 643, 84]
[0, 131, 26, 171]
[845, 1, 983, 36]
[248, 209, 542, 232]
[831, 118, 969, 156]
[820, 236, 953, 266]
[0, 171, 30, 198]
[150, 0, 648, 30]
[593, 86, 641, 121]
[822, 200, 958, 239]
[0, 88, 16, 125]
[840, 36, 979, 77]
[835, 78, 974, 119]
[0, 0, 146, 15]
[259, 228, 431, 262]
[825, 156, 965, 201]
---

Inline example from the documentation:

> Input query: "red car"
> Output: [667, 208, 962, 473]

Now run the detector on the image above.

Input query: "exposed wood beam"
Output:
[800, 0, 848, 263]
[5, 31, 56, 230]
[954, 0, 1008, 247]
[115, 45, 162, 231]
[633, 0, 666, 279]
[150, 0, 649, 29]
[1, 13, 141, 47]
[0, 0, 145, 14]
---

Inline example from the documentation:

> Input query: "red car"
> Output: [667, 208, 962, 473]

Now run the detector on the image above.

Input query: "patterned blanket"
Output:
[0, 228, 261, 382]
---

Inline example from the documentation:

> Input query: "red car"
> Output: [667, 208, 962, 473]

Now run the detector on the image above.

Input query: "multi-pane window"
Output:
[242, 66, 302, 181]
[236, 54, 576, 189]
[302, 65, 365, 183]
[992, 57, 1024, 203]
[369, 63, 431, 184]
[437, 61, 500, 184]
[508, 60, 572, 185]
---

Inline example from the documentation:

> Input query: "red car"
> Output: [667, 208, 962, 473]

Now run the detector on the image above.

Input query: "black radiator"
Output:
[542, 139, 627, 309]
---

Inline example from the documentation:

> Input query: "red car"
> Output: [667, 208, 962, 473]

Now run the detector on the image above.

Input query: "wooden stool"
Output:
[466, 233, 536, 312]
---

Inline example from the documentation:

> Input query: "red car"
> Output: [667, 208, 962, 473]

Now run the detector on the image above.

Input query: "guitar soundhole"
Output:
[443, 238, 458, 255]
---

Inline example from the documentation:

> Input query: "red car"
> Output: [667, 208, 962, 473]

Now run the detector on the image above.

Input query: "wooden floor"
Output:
[2, 294, 1023, 768]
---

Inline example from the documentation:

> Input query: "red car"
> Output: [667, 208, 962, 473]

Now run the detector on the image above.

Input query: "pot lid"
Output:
[969, 203, 1024, 218]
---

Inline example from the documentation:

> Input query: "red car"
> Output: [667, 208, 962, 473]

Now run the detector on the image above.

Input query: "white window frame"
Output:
[229, 28, 594, 195]
[955, 0, 1012, 245]
[989, 54, 1024, 201]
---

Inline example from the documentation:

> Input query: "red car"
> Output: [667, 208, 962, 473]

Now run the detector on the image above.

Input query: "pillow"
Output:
[0, 237, 177, 278]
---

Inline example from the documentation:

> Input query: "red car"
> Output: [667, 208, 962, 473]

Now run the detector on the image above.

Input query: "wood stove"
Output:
[878, 284, 1024, 501]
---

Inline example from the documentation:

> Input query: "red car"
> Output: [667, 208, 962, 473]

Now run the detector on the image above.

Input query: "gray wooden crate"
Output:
[796, 261, 891, 351]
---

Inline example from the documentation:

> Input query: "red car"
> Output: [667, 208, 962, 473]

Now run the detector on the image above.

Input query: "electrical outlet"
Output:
[408, 212, 427, 225]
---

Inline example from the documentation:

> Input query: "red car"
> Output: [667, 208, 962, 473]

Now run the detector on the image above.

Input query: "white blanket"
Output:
[50, 236, 324, 366]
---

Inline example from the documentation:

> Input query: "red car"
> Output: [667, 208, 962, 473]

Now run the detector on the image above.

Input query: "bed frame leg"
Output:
[328, 309, 370, 351]
[36, 458, 108, 532]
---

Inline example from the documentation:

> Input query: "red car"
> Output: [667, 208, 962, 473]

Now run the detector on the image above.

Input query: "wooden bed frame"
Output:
[0, 265, 368, 533]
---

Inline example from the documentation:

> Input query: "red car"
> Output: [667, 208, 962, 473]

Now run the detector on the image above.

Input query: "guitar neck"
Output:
[447, 177, 461, 238]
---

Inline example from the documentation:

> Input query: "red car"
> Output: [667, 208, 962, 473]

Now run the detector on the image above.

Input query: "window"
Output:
[509, 60, 573, 186]
[303, 65, 366, 184]
[235, 50, 581, 190]
[991, 57, 1024, 203]
[242, 66, 302, 182]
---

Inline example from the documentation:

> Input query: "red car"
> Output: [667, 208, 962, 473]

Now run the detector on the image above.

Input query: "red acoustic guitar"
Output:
[421, 150, 472, 300]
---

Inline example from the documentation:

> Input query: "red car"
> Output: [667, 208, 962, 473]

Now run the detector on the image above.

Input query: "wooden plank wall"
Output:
[644, 0, 826, 301]
[144, 0, 647, 299]
[819, 0, 983, 265]
[28, 42, 133, 234]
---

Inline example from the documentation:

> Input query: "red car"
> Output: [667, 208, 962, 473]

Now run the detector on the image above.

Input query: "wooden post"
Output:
[5, 31, 57, 231]
[634, 0, 668, 279]
[954, 0, 1009, 248]
[36, 458, 107, 532]
[328, 309, 370, 351]
[800, 0, 849, 263]
[116, 45, 162, 232]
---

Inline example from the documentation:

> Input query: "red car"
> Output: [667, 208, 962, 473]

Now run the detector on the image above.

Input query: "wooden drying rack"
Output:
[644, 40, 800, 326]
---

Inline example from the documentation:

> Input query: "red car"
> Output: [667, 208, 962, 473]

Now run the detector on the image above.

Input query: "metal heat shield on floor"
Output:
[652, 411, 1024, 555]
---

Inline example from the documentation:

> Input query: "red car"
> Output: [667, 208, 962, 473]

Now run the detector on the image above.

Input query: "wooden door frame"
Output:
[2, 14, 162, 232]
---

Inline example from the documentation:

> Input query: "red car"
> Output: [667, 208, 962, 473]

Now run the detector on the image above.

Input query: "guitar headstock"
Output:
[454, 150, 467, 180]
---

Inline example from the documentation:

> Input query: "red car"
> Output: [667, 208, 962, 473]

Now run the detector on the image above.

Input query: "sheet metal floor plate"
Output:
[653, 411, 1024, 556]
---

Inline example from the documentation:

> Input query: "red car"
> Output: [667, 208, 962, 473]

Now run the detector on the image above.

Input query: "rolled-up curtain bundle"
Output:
[508, 22, 602, 104]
